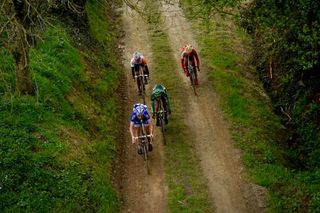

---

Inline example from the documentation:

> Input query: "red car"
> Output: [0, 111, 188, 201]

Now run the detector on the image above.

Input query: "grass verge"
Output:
[144, 0, 215, 212]
[180, 0, 320, 211]
[0, 1, 121, 212]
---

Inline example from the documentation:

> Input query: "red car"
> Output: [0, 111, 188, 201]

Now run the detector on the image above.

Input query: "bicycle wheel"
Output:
[137, 76, 142, 96]
[190, 70, 197, 96]
[143, 144, 150, 174]
[140, 76, 146, 104]
[160, 117, 166, 145]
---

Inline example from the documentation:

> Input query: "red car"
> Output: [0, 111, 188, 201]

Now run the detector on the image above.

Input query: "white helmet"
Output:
[133, 51, 141, 62]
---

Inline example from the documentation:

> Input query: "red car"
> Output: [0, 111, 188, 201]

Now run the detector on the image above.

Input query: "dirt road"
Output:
[161, 1, 266, 212]
[118, 1, 266, 213]
[118, 4, 167, 213]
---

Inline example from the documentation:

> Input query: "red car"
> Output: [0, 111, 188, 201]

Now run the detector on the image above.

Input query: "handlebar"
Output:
[133, 134, 153, 140]
[134, 74, 148, 78]
[155, 110, 166, 114]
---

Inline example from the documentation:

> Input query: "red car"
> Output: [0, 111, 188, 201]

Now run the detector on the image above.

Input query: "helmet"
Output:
[133, 52, 141, 62]
[185, 45, 192, 54]
[134, 104, 146, 115]
[154, 90, 161, 98]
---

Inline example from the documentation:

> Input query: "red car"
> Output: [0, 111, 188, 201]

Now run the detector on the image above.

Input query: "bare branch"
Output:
[123, 0, 146, 16]
[280, 107, 292, 123]
[269, 60, 273, 79]
[67, 1, 84, 14]
[0, 13, 15, 35]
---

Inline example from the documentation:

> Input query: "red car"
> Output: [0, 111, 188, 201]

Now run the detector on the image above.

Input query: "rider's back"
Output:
[151, 84, 167, 101]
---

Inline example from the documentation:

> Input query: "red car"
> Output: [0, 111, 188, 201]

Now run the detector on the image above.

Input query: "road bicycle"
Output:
[187, 57, 197, 96]
[134, 65, 148, 104]
[134, 122, 153, 174]
[155, 99, 167, 145]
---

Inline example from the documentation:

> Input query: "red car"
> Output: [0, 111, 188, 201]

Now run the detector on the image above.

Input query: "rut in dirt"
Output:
[116, 0, 266, 213]
[159, 1, 266, 212]
[117, 3, 167, 213]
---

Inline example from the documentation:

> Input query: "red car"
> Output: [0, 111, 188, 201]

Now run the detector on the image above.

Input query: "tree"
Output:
[0, 0, 85, 95]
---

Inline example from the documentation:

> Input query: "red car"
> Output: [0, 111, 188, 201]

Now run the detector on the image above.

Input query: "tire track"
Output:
[119, 4, 167, 213]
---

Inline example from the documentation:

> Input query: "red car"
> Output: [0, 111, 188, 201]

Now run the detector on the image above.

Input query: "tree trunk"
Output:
[13, 31, 34, 95]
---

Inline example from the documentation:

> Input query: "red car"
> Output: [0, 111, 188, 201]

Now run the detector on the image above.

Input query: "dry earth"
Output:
[117, 3, 167, 213]
[117, 1, 266, 213]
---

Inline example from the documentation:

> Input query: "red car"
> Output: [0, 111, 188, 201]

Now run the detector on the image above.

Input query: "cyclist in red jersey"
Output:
[180, 44, 200, 85]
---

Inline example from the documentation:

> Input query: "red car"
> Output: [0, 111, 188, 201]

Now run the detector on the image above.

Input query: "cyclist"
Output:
[151, 84, 172, 126]
[180, 44, 200, 85]
[129, 103, 154, 154]
[130, 51, 150, 85]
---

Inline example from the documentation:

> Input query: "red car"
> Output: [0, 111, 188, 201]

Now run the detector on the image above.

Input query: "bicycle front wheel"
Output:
[140, 76, 146, 104]
[143, 145, 150, 174]
[161, 118, 166, 145]
[190, 71, 197, 96]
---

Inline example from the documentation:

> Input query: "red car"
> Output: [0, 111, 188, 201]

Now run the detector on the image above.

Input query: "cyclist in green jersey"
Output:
[151, 84, 172, 126]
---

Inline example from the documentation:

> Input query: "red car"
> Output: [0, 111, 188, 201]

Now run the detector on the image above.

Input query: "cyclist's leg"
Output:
[155, 99, 160, 126]
[163, 100, 169, 124]
[131, 67, 135, 80]
[144, 65, 149, 78]
[134, 65, 142, 93]
[142, 65, 148, 84]
[186, 58, 190, 77]
[137, 76, 142, 94]
[134, 126, 143, 154]
[194, 68, 199, 85]
[190, 57, 199, 85]
[144, 123, 153, 151]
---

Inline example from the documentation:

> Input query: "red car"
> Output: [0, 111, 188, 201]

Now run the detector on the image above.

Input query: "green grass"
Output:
[144, 1, 214, 212]
[180, 0, 320, 211]
[0, 1, 121, 212]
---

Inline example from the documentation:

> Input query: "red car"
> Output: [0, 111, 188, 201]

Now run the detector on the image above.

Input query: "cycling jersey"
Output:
[180, 46, 200, 70]
[130, 56, 148, 67]
[130, 104, 150, 126]
[151, 84, 172, 114]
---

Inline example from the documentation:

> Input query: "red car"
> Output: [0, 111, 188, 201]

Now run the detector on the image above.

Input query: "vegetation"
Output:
[0, 0, 121, 212]
[0, 0, 87, 94]
[180, 0, 320, 211]
[144, 0, 215, 212]
[240, 0, 320, 170]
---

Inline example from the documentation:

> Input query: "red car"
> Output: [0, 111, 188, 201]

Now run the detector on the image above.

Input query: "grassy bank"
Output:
[144, 1, 214, 212]
[0, 1, 121, 212]
[180, 0, 320, 211]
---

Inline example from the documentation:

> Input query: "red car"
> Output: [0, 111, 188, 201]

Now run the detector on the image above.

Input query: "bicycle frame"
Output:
[155, 99, 167, 145]
[134, 122, 152, 174]
[187, 57, 197, 96]
[134, 65, 148, 104]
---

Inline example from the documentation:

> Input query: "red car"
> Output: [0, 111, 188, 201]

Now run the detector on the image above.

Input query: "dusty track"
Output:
[119, 4, 167, 213]
[161, 1, 266, 212]
[118, 1, 266, 213]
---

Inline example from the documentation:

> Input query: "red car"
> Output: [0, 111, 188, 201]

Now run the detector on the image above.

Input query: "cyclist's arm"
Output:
[151, 99, 155, 115]
[193, 50, 200, 68]
[129, 122, 135, 138]
[180, 52, 187, 70]
[148, 119, 154, 135]
[141, 57, 148, 65]
[130, 58, 135, 67]
[164, 95, 172, 113]
[144, 64, 149, 73]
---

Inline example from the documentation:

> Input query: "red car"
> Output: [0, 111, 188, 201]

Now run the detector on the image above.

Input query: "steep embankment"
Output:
[0, 1, 122, 212]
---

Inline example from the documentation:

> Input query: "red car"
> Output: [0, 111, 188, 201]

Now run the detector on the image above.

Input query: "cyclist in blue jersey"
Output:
[129, 103, 154, 154]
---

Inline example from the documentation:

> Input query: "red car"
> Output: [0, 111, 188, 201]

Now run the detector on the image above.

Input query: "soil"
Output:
[116, 1, 267, 213]
[117, 4, 167, 213]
